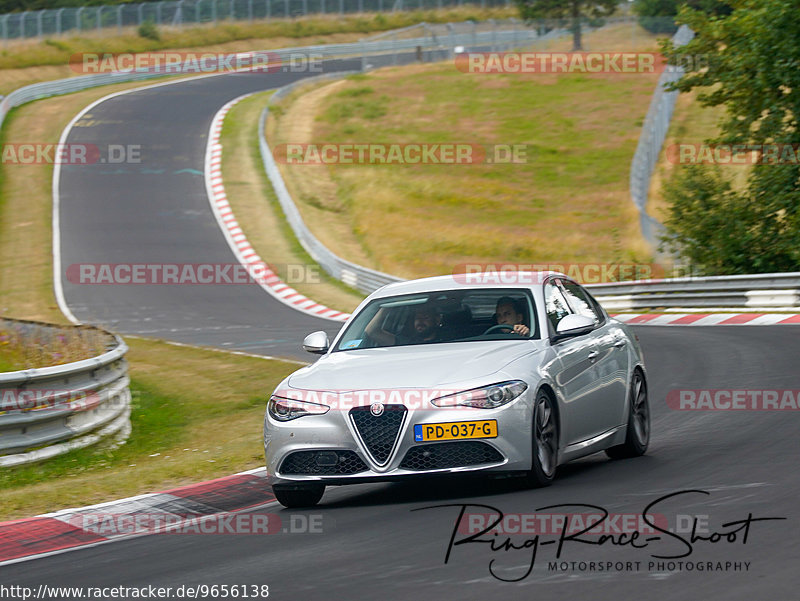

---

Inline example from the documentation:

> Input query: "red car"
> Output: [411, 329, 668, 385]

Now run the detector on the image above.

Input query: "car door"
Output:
[544, 279, 601, 446]
[558, 278, 629, 435]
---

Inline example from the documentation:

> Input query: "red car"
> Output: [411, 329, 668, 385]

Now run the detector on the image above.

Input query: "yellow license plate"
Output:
[414, 420, 497, 442]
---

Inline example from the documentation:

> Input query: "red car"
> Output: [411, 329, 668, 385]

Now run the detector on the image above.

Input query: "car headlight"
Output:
[268, 396, 330, 421]
[430, 380, 528, 409]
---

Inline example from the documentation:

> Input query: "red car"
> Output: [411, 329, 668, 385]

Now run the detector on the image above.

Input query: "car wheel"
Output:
[606, 368, 650, 459]
[273, 484, 325, 508]
[525, 389, 558, 487]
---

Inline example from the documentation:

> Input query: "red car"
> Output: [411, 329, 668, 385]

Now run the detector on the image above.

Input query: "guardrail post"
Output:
[284, 0, 289, 18]
[76, 6, 84, 31]
[137, 3, 144, 25]
[358, 0, 363, 12]
[156, 1, 163, 24]
[20, 12, 27, 38]
[2, 14, 9, 44]
[229, 0, 235, 20]
[248, 0, 253, 21]
[196, 0, 202, 23]
[174, 0, 183, 27]
[36, 10, 44, 38]
[339, 0, 343, 15]
[266, 0, 271, 19]
[97, 6, 102, 30]
[321, 0, 326, 14]
[212, 0, 218, 23]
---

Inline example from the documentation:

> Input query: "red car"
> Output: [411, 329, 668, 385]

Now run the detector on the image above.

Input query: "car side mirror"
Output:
[302, 331, 330, 354]
[553, 314, 595, 342]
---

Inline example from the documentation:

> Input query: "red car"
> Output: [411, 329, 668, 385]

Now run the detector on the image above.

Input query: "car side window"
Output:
[559, 279, 603, 325]
[544, 281, 572, 332]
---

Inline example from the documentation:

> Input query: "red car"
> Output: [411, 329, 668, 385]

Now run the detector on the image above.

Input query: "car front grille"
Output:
[279, 450, 369, 475]
[400, 441, 504, 471]
[349, 404, 407, 465]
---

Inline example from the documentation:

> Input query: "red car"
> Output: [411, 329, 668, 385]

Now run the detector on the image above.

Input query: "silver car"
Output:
[264, 272, 649, 508]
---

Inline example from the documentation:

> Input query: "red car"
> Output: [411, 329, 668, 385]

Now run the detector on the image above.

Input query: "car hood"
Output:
[287, 340, 543, 391]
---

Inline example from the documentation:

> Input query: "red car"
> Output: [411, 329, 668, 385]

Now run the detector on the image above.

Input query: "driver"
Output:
[495, 297, 530, 336]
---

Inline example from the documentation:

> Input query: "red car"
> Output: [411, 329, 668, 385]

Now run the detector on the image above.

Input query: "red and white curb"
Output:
[611, 313, 800, 326]
[204, 95, 350, 322]
[0, 468, 273, 565]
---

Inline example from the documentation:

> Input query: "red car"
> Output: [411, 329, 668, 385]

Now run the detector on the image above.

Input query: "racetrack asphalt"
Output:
[56, 60, 368, 361]
[1, 326, 797, 599]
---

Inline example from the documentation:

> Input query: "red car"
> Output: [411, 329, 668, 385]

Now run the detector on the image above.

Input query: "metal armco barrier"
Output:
[588, 272, 800, 311]
[629, 24, 694, 246]
[0, 319, 131, 467]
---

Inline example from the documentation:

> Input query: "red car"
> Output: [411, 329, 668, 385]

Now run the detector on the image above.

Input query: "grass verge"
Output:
[270, 22, 666, 279]
[0, 337, 299, 521]
[220, 92, 364, 313]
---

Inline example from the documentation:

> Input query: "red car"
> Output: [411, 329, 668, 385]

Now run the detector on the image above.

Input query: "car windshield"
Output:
[334, 288, 538, 351]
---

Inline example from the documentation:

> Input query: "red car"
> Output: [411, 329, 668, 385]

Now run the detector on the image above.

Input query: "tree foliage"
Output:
[659, 0, 800, 274]
[515, 0, 620, 49]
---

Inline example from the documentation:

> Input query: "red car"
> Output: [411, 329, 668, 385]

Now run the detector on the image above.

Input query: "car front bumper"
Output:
[264, 398, 534, 487]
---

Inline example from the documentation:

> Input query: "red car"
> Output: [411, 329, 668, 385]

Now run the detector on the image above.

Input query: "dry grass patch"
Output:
[271, 24, 664, 278]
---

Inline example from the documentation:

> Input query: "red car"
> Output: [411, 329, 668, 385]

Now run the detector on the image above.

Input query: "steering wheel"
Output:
[483, 324, 515, 335]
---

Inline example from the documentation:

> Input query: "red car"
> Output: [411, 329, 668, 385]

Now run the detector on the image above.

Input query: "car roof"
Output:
[369, 271, 567, 299]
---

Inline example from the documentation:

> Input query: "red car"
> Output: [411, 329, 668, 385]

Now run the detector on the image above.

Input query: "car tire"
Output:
[273, 484, 325, 508]
[525, 389, 558, 487]
[606, 368, 650, 459]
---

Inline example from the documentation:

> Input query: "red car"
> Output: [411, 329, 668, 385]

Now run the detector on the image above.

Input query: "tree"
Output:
[633, 0, 733, 33]
[659, 0, 800, 274]
[515, 0, 620, 50]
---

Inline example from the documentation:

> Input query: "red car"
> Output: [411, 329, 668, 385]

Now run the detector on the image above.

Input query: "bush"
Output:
[138, 20, 160, 41]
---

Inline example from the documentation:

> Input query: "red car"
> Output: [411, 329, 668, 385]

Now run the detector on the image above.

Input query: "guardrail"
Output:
[588, 272, 800, 311]
[0, 318, 131, 467]
[629, 24, 694, 246]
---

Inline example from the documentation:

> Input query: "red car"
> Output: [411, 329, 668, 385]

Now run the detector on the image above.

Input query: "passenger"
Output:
[495, 297, 530, 336]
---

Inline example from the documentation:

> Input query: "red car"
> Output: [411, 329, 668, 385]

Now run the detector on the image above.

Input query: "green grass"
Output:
[0, 338, 300, 520]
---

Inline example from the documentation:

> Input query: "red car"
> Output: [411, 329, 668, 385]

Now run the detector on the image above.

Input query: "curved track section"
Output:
[1, 327, 797, 597]
[55, 62, 363, 360]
